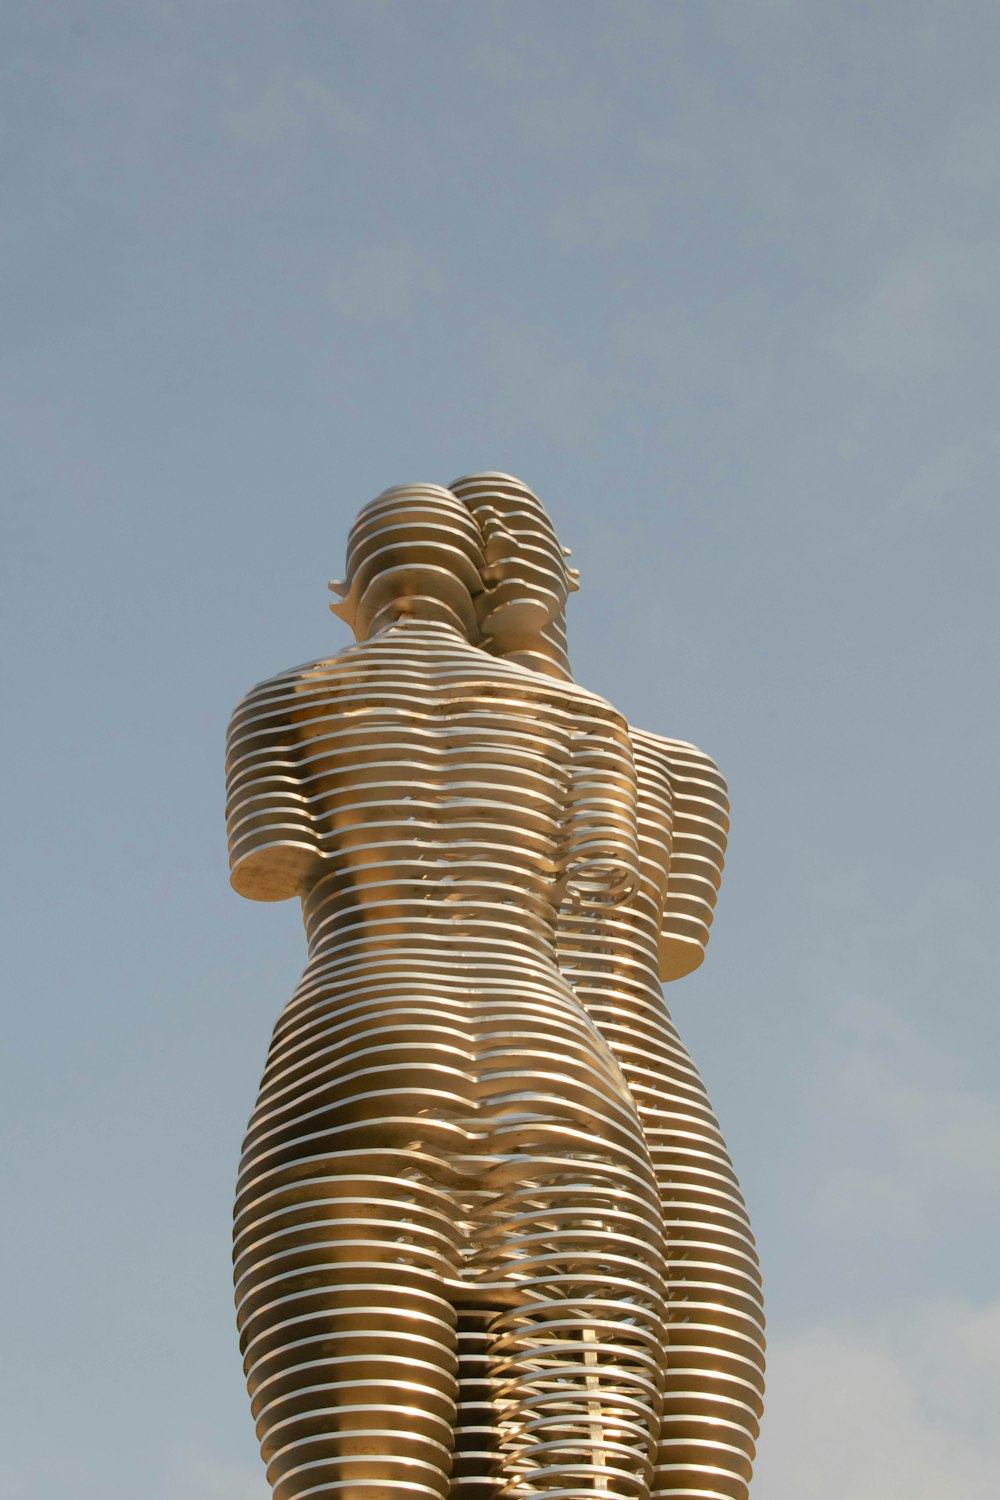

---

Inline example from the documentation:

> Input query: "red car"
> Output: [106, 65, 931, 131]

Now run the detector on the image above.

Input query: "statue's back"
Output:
[229, 616, 673, 1500]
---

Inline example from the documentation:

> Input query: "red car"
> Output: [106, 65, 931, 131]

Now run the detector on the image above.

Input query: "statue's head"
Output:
[329, 483, 485, 642]
[448, 472, 579, 678]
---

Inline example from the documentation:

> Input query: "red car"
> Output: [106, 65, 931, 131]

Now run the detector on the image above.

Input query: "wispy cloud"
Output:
[757, 1299, 1000, 1498]
[824, 235, 1000, 381]
[329, 240, 439, 320]
[486, 327, 626, 444]
[807, 990, 1000, 1243]
[547, 182, 655, 252]
[514, 94, 613, 151]
[0, 1466, 29, 1500]
[161, 1453, 265, 1499]
[222, 70, 366, 145]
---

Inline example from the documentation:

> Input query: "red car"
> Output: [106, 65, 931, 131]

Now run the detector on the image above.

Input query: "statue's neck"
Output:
[485, 618, 573, 681]
[499, 646, 572, 681]
[362, 599, 475, 642]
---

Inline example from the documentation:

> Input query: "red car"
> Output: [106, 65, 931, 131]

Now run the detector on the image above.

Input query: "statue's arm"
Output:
[633, 730, 729, 982]
[556, 706, 642, 909]
[225, 664, 326, 901]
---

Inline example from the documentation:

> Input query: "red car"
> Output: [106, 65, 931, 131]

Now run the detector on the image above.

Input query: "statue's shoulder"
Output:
[629, 724, 729, 848]
[516, 670, 631, 733]
[229, 643, 370, 728]
[630, 727, 727, 797]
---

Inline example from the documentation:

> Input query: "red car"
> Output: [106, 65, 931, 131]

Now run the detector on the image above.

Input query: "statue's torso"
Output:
[291, 621, 585, 969]
[233, 620, 646, 1157]
[236, 620, 626, 967]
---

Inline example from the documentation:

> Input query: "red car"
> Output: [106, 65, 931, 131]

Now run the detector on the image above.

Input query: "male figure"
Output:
[449, 473, 765, 1500]
[227, 484, 671, 1500]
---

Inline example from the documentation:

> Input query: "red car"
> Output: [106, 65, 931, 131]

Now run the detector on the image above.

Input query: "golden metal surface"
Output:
[227, 478, 763, 1499]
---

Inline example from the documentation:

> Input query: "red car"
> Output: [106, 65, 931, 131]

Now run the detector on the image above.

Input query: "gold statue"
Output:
[226, 478, 763, 1500]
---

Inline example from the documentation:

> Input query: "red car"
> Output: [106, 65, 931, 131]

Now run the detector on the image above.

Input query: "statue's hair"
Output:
[448, 472, 574, 678]
[329, 483, 485, 639]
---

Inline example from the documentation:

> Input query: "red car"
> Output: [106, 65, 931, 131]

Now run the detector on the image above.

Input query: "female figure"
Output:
[227, 484, 672, 1500]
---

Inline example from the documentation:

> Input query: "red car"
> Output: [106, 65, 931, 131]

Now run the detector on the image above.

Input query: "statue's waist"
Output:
[302, 890, 559, 955]
[297, 936, 571, 993]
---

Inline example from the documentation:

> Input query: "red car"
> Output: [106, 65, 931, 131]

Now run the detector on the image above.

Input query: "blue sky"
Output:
[3, 4, 998, 1496]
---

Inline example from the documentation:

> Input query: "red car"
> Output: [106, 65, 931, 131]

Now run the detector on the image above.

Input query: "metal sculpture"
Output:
[450, 475, 765, 1499]
[226, 476, 763, 1500]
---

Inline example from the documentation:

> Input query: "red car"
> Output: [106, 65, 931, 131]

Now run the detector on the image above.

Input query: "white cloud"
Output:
[755, 1300, 1000, 1499]
[222, 70, 366, 145]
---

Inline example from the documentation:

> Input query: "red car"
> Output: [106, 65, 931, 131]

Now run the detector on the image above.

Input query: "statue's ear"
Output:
[328, 578, 355, 625]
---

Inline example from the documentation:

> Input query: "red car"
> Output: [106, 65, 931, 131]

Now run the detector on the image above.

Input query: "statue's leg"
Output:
[234, 1149, 462, 1500]
[640, 1019, 764, 1500]
[472, 1153, 669, 1500]
[564, 974, 766, 1498]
